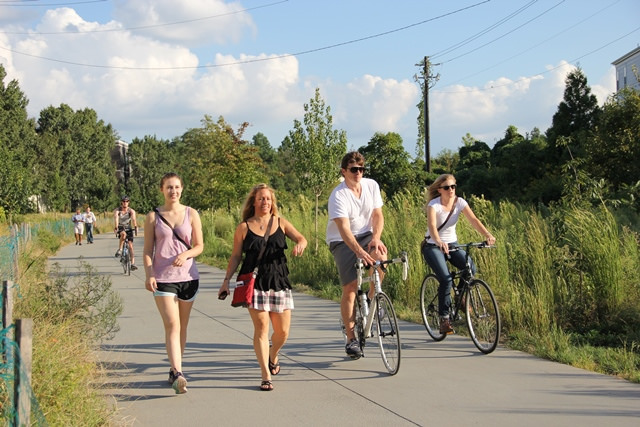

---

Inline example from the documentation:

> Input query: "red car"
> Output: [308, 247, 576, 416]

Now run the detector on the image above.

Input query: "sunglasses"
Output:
[348, 166, 365, 174]
[439, 184, 457, 190]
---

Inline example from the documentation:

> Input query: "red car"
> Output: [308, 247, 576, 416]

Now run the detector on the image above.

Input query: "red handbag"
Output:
[231, 215, 274, 308]
[231, 271, 256, 308]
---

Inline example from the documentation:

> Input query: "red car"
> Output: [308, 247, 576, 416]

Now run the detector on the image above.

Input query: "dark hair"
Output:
[160, 172, 183, 188]
[340, 151, 365, 169]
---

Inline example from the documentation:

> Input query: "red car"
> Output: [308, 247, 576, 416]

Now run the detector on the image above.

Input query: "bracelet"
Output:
[223, 278, 230, 282]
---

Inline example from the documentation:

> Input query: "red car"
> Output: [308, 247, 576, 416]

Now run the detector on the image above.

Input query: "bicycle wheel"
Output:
[354, 298, 365, 352]
[465, 279, 500, 354]
[420, 274, 446, 341]
[375, 292, 401, 375]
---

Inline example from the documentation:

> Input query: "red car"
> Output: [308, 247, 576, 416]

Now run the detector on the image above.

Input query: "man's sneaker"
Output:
[130, 264, 138, 271]
[115, 250, 121, 257]
[168, 369, 176, 385]
[345, 339, 362, 359]
[172, 372, 188, 394]
[439, 317, 454, 335]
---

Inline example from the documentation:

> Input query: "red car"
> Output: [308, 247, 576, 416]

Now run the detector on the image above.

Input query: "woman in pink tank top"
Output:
[143, 172, 204, 394]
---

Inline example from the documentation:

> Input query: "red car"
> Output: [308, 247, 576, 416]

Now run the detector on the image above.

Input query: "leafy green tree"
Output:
[586, 87, 640, 189]
[180, 115, 265, 210]
[36, 104, 117, 211]
[358, 132, 416, 198]
[0, 65, 38, 214]
[287, 88, 347, 252]
[454, 135, 492, 199]
[127, 135, 176, 213]
[543, 68, 601, 202]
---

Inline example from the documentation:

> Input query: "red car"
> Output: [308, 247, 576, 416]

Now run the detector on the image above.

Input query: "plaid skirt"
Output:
[250, 289, 294, 313]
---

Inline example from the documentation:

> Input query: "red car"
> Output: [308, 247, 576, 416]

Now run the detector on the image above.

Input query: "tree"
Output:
[287, 88, 347, 252]
[546, 68, 601, 164]
[586, 87, 640, 198]
[358, 132, 416, 198]
[180, 115, 265, 210]
[0, 64, 38, 214]
[36, 104, 117, 211]
[127, 135, 176, 213]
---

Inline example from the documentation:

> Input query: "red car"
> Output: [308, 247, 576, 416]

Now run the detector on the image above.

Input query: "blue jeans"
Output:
[421, 242, 476, 317]
[85, 223, 94, 243]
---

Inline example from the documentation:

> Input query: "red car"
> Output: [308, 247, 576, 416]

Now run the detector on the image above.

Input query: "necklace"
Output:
[256, 216, 269, 230]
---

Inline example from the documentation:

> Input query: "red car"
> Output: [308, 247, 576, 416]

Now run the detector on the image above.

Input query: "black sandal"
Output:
[268, 357, 280, 376]
[260, 380, 273, 391]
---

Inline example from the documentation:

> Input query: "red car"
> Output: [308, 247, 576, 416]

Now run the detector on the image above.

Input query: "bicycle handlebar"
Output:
[448, 241, 494, 251]
[355, 251, 409, 281]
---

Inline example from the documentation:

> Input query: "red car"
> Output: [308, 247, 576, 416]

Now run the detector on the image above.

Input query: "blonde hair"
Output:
[241, 183, 279, 221]
[424, 174, 456, 210]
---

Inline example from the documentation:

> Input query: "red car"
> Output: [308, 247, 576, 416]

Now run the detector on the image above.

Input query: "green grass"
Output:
[201, 192, 640, 383]
[2, 226, 122, 426]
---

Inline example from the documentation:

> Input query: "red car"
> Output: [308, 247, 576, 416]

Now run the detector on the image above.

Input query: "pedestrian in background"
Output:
[72, 207, 85, 245]
[83, 206, 97, 244]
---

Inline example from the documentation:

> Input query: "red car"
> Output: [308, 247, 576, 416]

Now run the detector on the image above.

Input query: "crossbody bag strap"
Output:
[252, 215, 275, 274]
[153, 208, 192, 250]
[424, 196, 458, 242]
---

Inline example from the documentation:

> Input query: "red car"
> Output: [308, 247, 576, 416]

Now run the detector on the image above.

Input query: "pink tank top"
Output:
[152, 207, 199, 282]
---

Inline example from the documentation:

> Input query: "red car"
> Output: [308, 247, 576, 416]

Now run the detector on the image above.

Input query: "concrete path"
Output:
[48, 231, 640, 426]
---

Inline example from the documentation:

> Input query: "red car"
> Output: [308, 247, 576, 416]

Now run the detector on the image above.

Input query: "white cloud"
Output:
[112, 0, 255, 46]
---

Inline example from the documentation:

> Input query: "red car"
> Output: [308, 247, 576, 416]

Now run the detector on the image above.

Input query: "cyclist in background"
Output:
[326, 151, 388, 360]
[114, 195, 139, 270]
[421, 174, 496, 335]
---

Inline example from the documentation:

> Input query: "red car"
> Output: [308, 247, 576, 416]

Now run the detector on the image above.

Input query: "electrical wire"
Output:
[435, 25, 640, 94]
[0, 0, 490, 70]
[0, 0, 289, 34]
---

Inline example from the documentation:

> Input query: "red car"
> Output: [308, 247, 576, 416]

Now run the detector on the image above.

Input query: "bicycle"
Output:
[117, 228, 135, 276]
[420, 242, 500, 354]
[340, 251, 409, 375]
[119, 234, 132, 275]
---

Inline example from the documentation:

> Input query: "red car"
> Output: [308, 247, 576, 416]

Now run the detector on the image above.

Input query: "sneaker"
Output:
[172, 372, 188, 394]
[130, 264, 138, 271]
[439, 317, 454, 335]
[345, 339, 362, 359]
[168, 369, 176, 385]
[115, 250, 121, 257]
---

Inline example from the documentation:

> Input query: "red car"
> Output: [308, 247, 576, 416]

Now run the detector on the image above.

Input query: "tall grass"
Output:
[200, 192, 640, 382]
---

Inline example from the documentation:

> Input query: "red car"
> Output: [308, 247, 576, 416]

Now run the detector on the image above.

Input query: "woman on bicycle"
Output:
[421, 174, 496, 335]
[143, 172, 204, 394]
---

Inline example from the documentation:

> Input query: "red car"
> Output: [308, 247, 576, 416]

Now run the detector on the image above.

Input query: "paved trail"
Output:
[49, 231, 640, 426]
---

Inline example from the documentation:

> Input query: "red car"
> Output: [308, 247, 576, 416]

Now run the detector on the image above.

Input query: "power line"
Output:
[0, 0, 289, 34]
[430, 0, 539, 59]
[435, 25, 640, 94]
[435, 0, 566, 65]
[441, 0, 620, 87]
[0, 0, 490, 70]
[0, 0, 106, 6]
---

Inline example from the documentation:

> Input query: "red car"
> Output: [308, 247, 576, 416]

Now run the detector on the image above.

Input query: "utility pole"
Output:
[415, 56, 440, 173]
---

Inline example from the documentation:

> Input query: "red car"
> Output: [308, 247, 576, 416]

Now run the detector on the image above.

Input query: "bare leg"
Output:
[340, 281, 358, 341]
[249, 309, 271, 383]
[269, 310, 291, 369]
[155, 295, 194, 374]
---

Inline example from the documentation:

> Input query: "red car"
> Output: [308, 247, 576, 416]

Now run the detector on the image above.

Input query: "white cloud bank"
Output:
[0, 2, 617, 157]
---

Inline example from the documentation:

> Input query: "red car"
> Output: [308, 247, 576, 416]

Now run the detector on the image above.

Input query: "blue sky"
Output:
[1, 0, 639, 158]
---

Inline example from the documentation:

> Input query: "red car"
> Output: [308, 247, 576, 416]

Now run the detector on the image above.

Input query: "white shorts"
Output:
[74, 223, 84, 234]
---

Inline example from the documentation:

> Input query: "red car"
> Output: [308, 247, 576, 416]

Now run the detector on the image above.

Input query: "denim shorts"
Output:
[154, 279, 199, 301]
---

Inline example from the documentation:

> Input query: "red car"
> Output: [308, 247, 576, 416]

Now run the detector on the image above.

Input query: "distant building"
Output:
[612, 46, 640, 91]
[111, 139, 131, 190]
